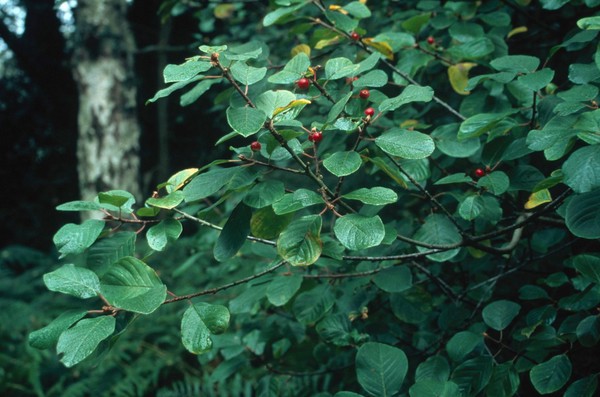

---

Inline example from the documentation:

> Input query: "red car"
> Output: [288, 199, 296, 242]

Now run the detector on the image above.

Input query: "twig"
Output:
[163, 260, 286, 304]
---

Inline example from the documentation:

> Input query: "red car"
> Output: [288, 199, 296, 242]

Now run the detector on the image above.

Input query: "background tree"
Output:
[71, 0, 142, 204]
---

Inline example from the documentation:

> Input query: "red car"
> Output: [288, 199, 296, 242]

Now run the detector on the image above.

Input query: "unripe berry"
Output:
[474, 168, 486, 178]
[359, 89, 370, 99]
[250, 141, 261, 151]
[308, 131, 323, 143]
[427, 36, 435, 45]
[296, 77, 310, 90]
[364, 107, 375, 117]
[350, 32, 360, 41]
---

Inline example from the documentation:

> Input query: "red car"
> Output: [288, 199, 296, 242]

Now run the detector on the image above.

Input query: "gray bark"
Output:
[72, 0, 141, 205]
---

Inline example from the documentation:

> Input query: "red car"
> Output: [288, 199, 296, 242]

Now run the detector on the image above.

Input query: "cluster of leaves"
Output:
[30, 0, 600, 396]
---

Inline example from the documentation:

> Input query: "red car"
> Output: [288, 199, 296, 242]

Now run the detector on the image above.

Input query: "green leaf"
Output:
[432, 123, 481, 158]
[564, 375, 598, 397]
[578, 16, 600, 30]
[53, 219, 105, 259]
[56, 316, 116, 367]
[263, 3, 306, 27]
[266, 274, 303, 306]
[214, 202, 252, 262]
[458, 113, 509, 140]
[244, 180, 285, 208]
[409, 381, 460, 397]
[181, 303, 230, 354]
[29, 310, 87, 350]
[180, 79, 221, 106]
[226, 106, 267, 137]
[375, 128, 435, 159]
[373, 266, 412, 293]
[530, 354, 572, 394]
[256, 90, 296, 117]
[327, 91, 353, 123]
[316, 314, 356, 346]
[447, 37, 494, 60]
[517, 68, 554, 91]
[97, 190, 135, 212]
[459, 195, 484, 220]
[390, 287, 432, 324]
[573, 254, 600, 283]
[198, 45, 227, 54]
[323, 151, 362, 177]
[56, 201, 102, 212]
[250, 206, 293, 239]
[325, 57, 359, 80]
[334, 214, 385, 250]
[569, 63, 600, 84]
[183, 167, 239, 202]
[451, 356, 493, 396]
[356, 342, 408, 397]
[147, 76, 203, 104]
[379, 85, 433, 112]
[413, 214, 462, 262]
[268, 52, 310, 83]
[230, 62, 267, 85]
[100, 256, 167, 314]
[477, 171, 510, 195]
[293, 284, 335, 324]
[277, 215, 322, 266]
[563, 145, 600, 193]
[485, 363, 520, 397]
[566, 189, 600, 239]
[343, 1, 371, 18]
[446, 331, 482, 362]
[43, 264, 100, 299]
[146, 191, 185, 209]
[576, 315, 600, 346]
[354, 70, 388, 88]
[342, 187, 398, 205]
[435, 173, 473, 185]
[163, 60, 212, 83]
[272, 188, 324, 215]
[490, 55, 540, 73]
[86, 231, 136, 277]
[415, 356, 451, 382]
[482, 300, 521, 331]
[146, 219, 183, 251]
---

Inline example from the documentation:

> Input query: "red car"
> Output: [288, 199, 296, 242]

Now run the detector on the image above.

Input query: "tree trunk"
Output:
[72, 0, 141, 205]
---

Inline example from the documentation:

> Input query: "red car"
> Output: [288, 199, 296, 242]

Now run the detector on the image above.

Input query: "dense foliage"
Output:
[18, 0, 600, 395]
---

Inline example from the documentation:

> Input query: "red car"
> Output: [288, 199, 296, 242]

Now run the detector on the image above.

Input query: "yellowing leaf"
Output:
[165, 168, 199, 193]
[524, 189, 551, 210]
[362, 38, 394, 60]
[315, 36, 341, 50]
[507, 26, 528, 39]
[400, 119, 419, 128]
[273, 99, 311, 117]
[467, 242, 489, 259]
[448, 62, 477, 95]
[291, 44, 311, 57]
[214, 4, 235, 19]
[328, 5, 349, 15]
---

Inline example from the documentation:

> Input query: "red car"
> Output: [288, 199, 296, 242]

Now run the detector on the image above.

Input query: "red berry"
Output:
[359, 89, 370, 99]
[364, 107, 375, 117]
[250, 141, 261, 151]
[474, 168, 486, 178]
[350, 32, 360, 41]
[308, 131, 323, 143]
[296, 77, 310, 90]
[427, 36, 435, 44]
